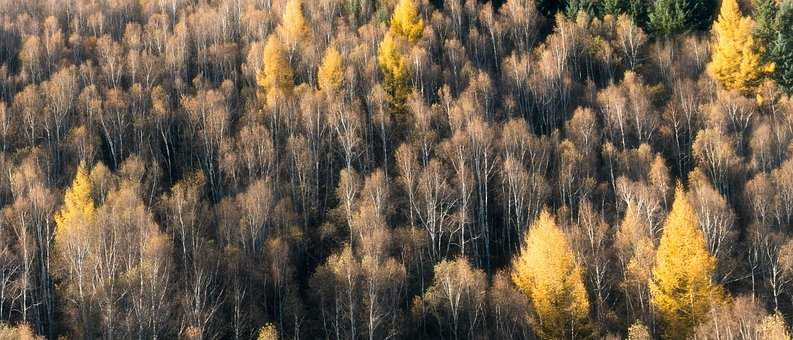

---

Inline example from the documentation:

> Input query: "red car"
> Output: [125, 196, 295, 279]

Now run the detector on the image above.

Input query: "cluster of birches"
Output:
[3, 0, 793, 339]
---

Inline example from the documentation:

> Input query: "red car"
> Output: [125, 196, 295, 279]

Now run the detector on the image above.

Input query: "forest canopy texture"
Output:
[2, 0, 793, 339]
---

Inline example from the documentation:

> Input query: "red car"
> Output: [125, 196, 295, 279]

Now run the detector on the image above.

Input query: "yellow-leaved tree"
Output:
[318, 45, 343, 93]
[378, 0, 424, 122]
[278, 0, 309, 55]
[55, 162, 95, 247]
[707, 0, 773, 94]
[378, 32, 408, 96]
[390, 0, 424, 43]
[53, 162, 96, 336]
[651, 185, 725, 339]
[257, 34, 294, 108]
[512, 210, 590, 339]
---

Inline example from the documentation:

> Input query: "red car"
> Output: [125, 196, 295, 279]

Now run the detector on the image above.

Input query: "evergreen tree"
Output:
[753, 0, 779, 49]
[707, 0, 772, 94]
[512, 210, 590, 339]
[769, 1, 793, 94]
[647, 0, 688, 36]
[648, 0, 716, 36]
[651, 185, 725, 339]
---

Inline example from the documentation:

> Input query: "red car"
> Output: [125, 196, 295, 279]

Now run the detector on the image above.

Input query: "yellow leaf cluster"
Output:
[318, 45, 344, 93]
[377, 0, 423, 109]
[758, 313, 792, 340]
[511, 210, 590, 339]
[257, 34, 294, 107]
[54, 162, 95, 247]
[378, 32, 407, 84]
[627, 321, 651, 340]
[257, 323, 279, 340]
[390, 0, 424, 43]
[650, 185, 725, 339]
[279, 0, 309, 49]
[707, 0, 773, 94]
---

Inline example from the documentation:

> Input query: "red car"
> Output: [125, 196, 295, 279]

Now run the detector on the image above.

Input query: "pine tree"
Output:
[768, 1, 793, 94]
[707, 0, 773, 94]
[318, 45, 344, 93]
[54, 162, 95, 245]
[651, 185, 725, 339]
[512, 210, 590, 339]
[753, 0, 779, 49]
[647, 0, 688, 36]
[648, 0, 716, 36]
[257, 34, 294, 107]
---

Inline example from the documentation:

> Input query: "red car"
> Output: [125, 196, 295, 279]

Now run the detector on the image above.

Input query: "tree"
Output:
[55, 163, 95, 241]
[53, 163, 96, 337]
[257, 35, 294, 108]
[318, 45, 344, 93]
[647, 0, 688, 36]
[768, 1, 793, 94]
[278, 0, 309, 57]
[419, 258, 487, 340]
[694, 295, 791, 339]
[707, 0, 772, 94]
[378, 32, 410, 121]
[647, 0, 715, 36]
[651, 185, 725, 339]
[511, 210, 590, 339]
[378, 0, 424, 130]
[389, 0, 424, 43]
[753, 0, 779, 49]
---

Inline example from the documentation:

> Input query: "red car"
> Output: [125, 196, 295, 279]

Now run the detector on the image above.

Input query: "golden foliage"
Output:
[378, 32, 407, 85]
[257, 34, 294, 107]
[54, 162, 95, 248]
[257, 323, 279, 340]
[377, 0, 424, 119]
[650, 185, 725, 339]
[627, 321, 651, 340]
[390, 0, 424, 43]
[707, 0, 773, 94]
[511, 210, 590, 339]
[278, 0, 309, 49]
[377, 31, 410, 116]
[318, 45, 344, 93]
[758, 313, 792, 340]
[0, 323, 43, 340]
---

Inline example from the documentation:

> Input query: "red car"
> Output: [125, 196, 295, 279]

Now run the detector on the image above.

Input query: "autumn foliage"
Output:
[2, 0, 793, 338]
[512, 210, 590, 339]
[651, 185, 725, 339]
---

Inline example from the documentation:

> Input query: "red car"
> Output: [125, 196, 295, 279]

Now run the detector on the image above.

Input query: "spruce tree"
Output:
[769, 1, 793, 94]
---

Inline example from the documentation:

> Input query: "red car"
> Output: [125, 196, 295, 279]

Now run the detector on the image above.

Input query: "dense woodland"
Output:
[1, 0, 793, 338]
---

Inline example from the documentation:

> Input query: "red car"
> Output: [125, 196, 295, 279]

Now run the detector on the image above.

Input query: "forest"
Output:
[1, 0, 793, 338]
